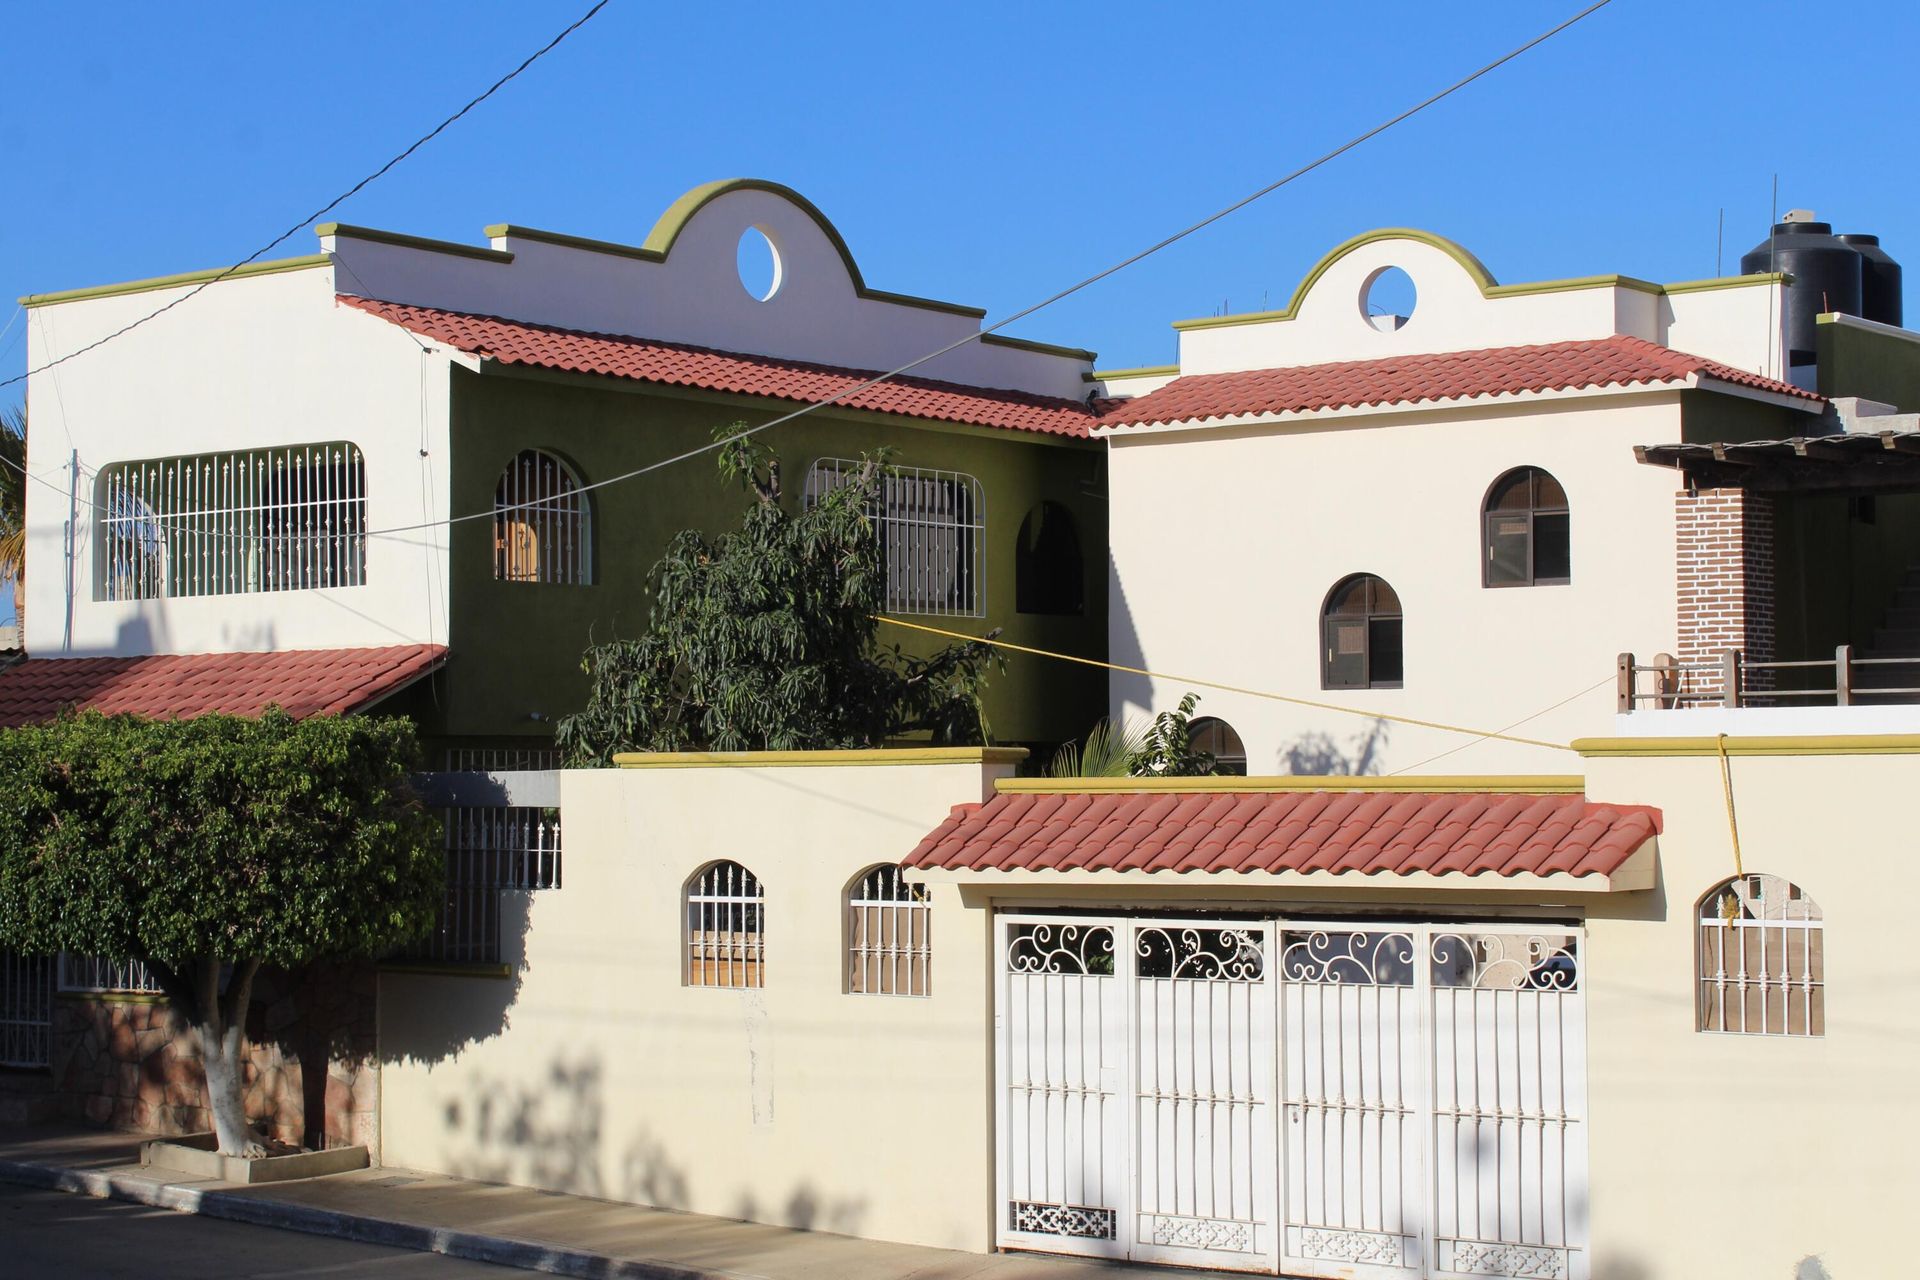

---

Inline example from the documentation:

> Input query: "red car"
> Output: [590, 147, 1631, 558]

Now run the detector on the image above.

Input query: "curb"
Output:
[0, 1158, 752, 1280]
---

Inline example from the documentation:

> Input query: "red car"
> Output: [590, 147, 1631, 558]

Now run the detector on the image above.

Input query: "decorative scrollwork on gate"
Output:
[1006, 923, 1115, 976]
[1443, 1238, 1569, 1278]
[1147, 1213, 1254, 1252]
[1279, 930, 1415, 986]
[1297, 1226, 1405, 1264]
[1135, 927, 1265, 980]
[1010, 1200, 1117, 1239]
[1429, 932, 1580, 991]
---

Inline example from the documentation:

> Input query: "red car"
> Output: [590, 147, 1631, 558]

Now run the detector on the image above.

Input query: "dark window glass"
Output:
[1321, 574, 1402, 689]
[1015, 501, 1084, 615]
[1187, 717, 1248, 775]
[1482, 466, 1570, 587]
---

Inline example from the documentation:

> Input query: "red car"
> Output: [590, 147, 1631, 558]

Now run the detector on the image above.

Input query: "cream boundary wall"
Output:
[326, 184, 1091, 402]
[23, 264, 454, 657]
[1106, 394, 1686, 775]
[1579, 743, 1920, 1280]
[378, 754, 1019, 1252]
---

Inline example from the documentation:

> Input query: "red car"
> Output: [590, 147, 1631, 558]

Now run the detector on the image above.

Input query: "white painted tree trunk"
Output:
[161, 955, 265, 1158]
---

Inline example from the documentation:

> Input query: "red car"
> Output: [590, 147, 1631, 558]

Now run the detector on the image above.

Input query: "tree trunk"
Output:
[162, 955, 265, 1157]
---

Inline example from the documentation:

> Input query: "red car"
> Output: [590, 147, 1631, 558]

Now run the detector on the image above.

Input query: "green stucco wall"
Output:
[1816, 318, 1920, 412]
[425, 367, 1108, 752]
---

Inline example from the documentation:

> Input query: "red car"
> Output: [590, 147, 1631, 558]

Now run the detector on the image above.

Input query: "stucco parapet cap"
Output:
[612, 746, 1029, 769]
[20, 254, 332, 308]
[317, 222, 513, 264]
[994, 774, 1585, 795]
[1574, 733, 1920, 757]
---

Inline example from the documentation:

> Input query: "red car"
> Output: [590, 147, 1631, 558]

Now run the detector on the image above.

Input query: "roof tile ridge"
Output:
[337, 294, 1096, 416]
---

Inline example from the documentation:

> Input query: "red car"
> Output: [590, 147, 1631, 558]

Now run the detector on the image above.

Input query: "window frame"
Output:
[803, 458, 985, 617]
[1187, 716, 1249, 775]
[1695, 873, 1823, 1038]
[845, 864, 932, 997]
[1481, 466, 1570, 589]
[1320, 573, 1404, 691]
[684, 860, 766, 990]
[493, 449, 592, 586]
[1014, 500, 1084, 617]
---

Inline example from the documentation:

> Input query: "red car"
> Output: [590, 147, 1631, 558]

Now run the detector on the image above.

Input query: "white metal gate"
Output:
[997, 916, 1588, 1280]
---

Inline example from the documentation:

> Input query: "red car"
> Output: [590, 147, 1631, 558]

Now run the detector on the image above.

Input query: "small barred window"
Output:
[847, 865, 931, 996]
[686, 861, 764, 989]
[494, 450, 589, 585]
[1697, 874, 1823, 1037]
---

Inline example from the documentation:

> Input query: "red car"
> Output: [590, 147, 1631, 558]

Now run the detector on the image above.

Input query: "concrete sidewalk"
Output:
[0, 1126, 1245, 1280]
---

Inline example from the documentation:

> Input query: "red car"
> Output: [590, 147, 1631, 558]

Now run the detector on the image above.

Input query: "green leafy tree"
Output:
[1050, 692, 1222, 778]
[557, 428, 998, 764]
[0, 711, 442, 1156]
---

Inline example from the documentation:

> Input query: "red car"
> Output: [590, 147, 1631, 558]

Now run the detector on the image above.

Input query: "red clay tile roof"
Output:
[1097, 335, 1822, 429]
[904, 788, 1658, 880]
[0, 645, 447, 727]
[340, 296, 1098, 439]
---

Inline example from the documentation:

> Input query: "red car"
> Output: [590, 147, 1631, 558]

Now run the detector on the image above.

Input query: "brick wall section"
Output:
[1675, 489, 1776, 699]
[48, 963, 378, 1157]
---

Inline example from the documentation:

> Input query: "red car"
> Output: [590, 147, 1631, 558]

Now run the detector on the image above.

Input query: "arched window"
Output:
[685, 861, 764, 989]
[1015, 501, 1084, 616]
[494, 450, 589, 585]
[1483, 466, 1569, 587]
[847, 865, 931, 996]
[1322, 574, 1403, 689]
[1187, 716, 1248, 775]
[1697, 874, 1822, 1036]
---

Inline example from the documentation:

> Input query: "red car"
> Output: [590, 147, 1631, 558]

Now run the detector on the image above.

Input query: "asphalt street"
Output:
[0, 1184, 521, 1278]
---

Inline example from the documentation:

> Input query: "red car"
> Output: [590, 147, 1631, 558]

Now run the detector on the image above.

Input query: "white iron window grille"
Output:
[1697, 873, 1824, 1036]
[58, 954, 164, 995]
[95, 442, 367, 601]
[494, 450, 590, 584]
[804, 458, 984, 616]
[686, 861, 764, 989]
[401, 806, 563, 967]
[847, 865, 931, 996]
[0, 951, 53, 1069]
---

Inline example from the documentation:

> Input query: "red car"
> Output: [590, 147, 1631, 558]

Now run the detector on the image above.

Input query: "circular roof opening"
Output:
[737, 226, 783, 302]
[1361, 265, 1417, 332]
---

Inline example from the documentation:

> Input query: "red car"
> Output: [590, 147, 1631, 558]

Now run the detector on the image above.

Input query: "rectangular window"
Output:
[96, 442, 367, 601]
[805, 459, 984, 617]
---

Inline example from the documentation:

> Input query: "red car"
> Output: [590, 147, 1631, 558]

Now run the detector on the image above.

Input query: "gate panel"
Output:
[1279, 928, 1425, 1279]
[998, 918, 1127, 1258]
[0, 951, 53, 1070]
[1130, 923, 1275, 1272]
[1428, 930, 1587, 1280]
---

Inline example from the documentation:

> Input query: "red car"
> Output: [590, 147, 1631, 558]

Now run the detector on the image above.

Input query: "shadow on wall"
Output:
[433, 1049, 868, 1238]
[1279, 720, 1390, 776]
[381, 889, 533, 1065]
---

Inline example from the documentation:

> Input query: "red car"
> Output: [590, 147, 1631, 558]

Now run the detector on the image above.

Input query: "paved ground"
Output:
[0, 1125, 1249, 1280]
[0, 1184, 522, 1278]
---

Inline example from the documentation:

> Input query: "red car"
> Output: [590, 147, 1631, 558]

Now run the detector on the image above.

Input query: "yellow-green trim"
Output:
[318, 222, 512, 264]
[614, 746, 1030, 769]
[1662, 272, 1789, 295]
[378, 961, 514, 980]
[995, 774, 1584, 795]
[20, 255, 332, 308]
[483, 223, 657, 263]
[1169, 227, 1788, 332]
[642, 179, 989, 319]
[1572, 735, 1920, 758]
[980, 333, 1099, 362]
[56, 989, 168, 1005]
[1085, 364, 1180, 383]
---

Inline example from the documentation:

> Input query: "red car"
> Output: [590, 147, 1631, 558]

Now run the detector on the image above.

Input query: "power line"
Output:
[0, 0, 611, 392]
[2, 0, 1614, 546]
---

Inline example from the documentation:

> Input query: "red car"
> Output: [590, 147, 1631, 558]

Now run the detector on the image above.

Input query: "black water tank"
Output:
[1839, 233, 1903, 328]
[1741, 216, 1863, 365]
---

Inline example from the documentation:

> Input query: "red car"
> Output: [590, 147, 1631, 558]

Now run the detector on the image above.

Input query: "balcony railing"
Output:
[1617, 647, 1920, 711]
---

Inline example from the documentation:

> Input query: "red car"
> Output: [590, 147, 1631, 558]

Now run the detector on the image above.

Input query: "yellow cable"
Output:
[1715, 732, 1745, 878]
[875, 615, 1575, 753]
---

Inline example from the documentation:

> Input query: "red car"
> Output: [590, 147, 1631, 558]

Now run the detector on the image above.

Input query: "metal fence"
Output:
[400, 804, 563, 966]
[0, 951, 53, 1069]
[1618, 647, 1920, 710]
[58, 954, 164, 995]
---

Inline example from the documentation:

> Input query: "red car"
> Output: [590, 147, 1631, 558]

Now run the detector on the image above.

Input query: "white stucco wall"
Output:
[22, 263, 454, 657]
[1105, 394, 1688, 776]
[378, 752, 1018, 1253]
[1580, 742, 1920, 1280]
